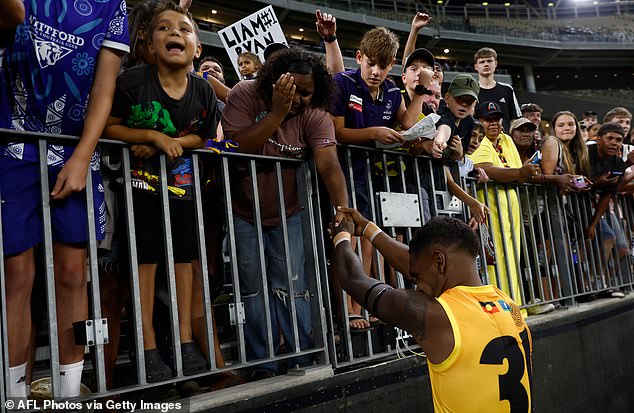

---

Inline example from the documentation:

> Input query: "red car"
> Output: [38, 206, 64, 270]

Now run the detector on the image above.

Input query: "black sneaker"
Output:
[181, 342, 208, 376]
[144, 349, 173, 383]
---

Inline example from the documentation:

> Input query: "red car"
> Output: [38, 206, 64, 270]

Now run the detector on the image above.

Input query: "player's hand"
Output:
[50, 155, 89, 200]
[329, 218, 355, 245]
[411, 12, 431, 31]
[131, 144, 160, 159]
[272, 73, 295, 119]
[374, 127, 404, 145]
[315, 10, 336, 38]
[336, 206, 369, 237]
[585, 224, 596, 241]
[519, 164, 540, 181]
[152, 132, 183, 160]
[431, 136, 446, 158]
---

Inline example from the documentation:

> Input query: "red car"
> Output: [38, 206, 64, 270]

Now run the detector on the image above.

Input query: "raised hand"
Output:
[315, 10, 337, 38]
[411, 12, 431, 31]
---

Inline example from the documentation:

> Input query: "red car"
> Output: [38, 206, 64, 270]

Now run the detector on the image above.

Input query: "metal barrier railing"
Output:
[0, 129, 329, 400]
[1, 128, 633, 401]
[318, 145, 464, 369]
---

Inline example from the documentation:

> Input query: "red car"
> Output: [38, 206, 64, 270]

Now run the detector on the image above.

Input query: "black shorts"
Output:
[132, 190, 198, 264]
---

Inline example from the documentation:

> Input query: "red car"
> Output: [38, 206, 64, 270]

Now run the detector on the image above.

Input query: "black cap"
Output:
[403, 48, 435, 73]
[475, 101, 504, 119]
[263, 42, 289, 61]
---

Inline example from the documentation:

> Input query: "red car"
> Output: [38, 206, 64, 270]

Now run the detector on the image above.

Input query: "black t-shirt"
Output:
[588, 144, 626, 193]
[436, 105, 475, 154]
[478, 82, 520, 133]
[111, 65, 218, 199]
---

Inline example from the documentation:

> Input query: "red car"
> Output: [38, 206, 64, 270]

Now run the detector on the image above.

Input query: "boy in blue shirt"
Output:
[0, 0, 128, 398]
[331, 26, 426, 329]
[104, 2, 217, 382]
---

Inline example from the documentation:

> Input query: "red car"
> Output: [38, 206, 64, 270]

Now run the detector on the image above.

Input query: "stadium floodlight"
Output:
[547, 2, 554, 6]
[504, 2, 511, 6]
[211, 9, 218, 14]
[437, 0, 443, 4]
[299, 28, 304, 32]
[482, 2, 488, 5]
[443, 48, 450, 54]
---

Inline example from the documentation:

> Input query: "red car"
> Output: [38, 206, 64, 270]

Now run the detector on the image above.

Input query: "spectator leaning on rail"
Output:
[468, 102, 540, 310]
[602, 107, 632, 158]
[520, 103, 544, 145]
[329, 25, 424, 330]
[104, 2, 217, 382]
[474, 47, 521, 133]
[221, 47, 349, 380]
[419, 74, 478, 159]
[0, 0, 128, 398]
[331, 211, 533, 413]
[586, 123, 634, 252]
[398, 57, 489, 229]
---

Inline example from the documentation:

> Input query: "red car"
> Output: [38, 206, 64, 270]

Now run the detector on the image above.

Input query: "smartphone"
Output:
[528, 150, 542, 165]
[572, 176, 588, 189]
[608, 171, 624, 179]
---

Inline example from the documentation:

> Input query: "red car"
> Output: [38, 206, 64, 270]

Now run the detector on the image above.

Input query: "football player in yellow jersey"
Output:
[332, 209, 532, 413]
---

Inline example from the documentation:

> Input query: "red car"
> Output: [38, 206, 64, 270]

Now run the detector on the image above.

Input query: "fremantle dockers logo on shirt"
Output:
[28, 16, 84, 69]
[348, 94, 363, 113]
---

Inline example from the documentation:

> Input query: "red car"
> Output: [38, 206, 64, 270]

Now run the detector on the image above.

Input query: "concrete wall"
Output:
[193, 295, 634, 413]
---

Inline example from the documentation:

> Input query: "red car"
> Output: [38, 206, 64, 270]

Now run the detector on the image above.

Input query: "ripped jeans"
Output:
[234, 213, 313, 374]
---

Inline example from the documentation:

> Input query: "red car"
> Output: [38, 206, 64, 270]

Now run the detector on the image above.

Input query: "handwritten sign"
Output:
[218, 6, 287, 79]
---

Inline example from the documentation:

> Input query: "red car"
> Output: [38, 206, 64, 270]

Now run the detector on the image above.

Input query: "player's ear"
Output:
[433, 250, 446, 274]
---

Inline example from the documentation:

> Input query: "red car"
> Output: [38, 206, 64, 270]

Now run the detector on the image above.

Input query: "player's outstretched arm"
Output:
[332, 220, 429, 338]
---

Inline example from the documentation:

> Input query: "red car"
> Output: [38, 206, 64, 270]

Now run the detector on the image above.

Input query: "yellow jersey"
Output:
[429, 285, 532, 413]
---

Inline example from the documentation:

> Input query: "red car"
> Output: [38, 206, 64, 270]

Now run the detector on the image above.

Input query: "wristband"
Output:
[323, 34, 337, 43]
[364, 282, 387, 309]
[414, 84, 432, 96]
[333, 231, 351, 247]
[362, 222, 383, 242]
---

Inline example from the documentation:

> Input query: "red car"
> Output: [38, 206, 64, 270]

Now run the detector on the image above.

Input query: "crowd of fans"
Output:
[1, 0, 633, 402]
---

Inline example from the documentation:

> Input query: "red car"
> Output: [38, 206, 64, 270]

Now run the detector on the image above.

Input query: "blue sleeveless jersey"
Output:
[0, 0, 129, 165]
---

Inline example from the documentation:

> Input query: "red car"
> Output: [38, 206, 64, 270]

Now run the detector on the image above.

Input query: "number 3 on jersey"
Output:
[480, 328, 532, 412]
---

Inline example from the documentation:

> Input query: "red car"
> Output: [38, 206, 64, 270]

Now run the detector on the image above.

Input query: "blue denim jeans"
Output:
[234, 213, 313, 374]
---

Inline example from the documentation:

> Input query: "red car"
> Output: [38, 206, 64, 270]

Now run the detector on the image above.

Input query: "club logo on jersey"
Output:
[32, 37, 73, 69]
[348, 94, 363, 112]
[28, 16, 84, 69]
